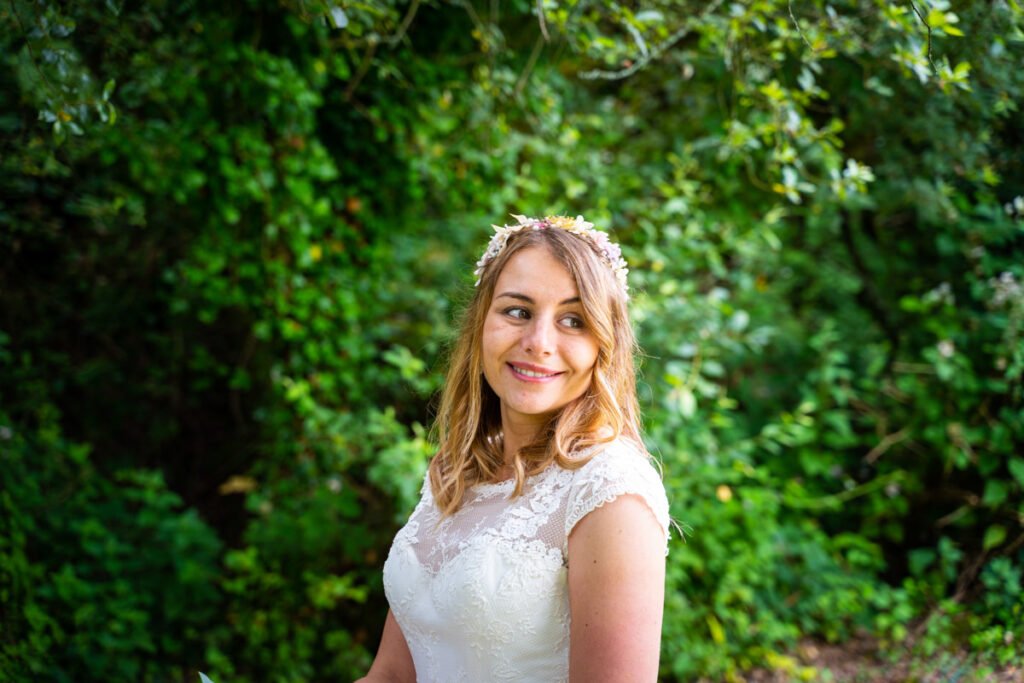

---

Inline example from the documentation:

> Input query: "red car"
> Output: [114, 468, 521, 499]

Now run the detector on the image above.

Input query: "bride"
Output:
[357, 215, 670, 682]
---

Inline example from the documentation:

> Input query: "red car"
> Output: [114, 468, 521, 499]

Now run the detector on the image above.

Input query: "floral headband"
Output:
[473, 214, 629, 295]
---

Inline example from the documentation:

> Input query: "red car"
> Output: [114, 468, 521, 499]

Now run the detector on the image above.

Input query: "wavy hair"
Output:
[428, 225, 643, 516]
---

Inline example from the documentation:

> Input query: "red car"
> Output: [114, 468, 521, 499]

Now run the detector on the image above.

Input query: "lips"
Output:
[507, 362, 564, 381]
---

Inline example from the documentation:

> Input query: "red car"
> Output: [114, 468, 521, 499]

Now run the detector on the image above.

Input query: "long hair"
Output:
[428, 225, 643, 516]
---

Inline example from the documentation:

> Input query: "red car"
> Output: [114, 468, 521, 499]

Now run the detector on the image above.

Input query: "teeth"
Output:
[513, 366, 556, 378]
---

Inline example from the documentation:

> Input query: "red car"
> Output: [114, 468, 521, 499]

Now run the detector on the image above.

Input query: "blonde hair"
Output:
[428, 226, 643, 516]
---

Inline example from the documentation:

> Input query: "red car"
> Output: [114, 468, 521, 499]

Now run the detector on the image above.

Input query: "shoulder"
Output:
[574, 437, 660, 480]
[572, 438, 667, 504]
[564, 438, 670, 549]
[564, 439, 668, 678]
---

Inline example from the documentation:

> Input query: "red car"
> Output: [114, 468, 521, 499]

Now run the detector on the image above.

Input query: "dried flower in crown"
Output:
[473, 214, 629, 295]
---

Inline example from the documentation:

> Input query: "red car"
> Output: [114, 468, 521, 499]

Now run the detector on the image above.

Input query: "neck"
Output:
[498, 412, 548, 466]
[500, 427, 535, 464]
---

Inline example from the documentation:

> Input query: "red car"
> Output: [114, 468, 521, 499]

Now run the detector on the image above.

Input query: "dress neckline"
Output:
[468, 442, 610, 495]
[470, 478, 517, 494]
[470, 462, 556, 495]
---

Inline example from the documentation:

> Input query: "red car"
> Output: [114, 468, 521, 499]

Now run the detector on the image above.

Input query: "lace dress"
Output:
[382, 438, 670, 683]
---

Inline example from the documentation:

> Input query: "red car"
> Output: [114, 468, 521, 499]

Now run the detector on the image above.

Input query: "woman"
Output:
[358, 215, 670, 682]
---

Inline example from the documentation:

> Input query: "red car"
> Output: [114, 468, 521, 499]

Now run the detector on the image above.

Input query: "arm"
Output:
[354, 610, 416, 683]
[567, 494, 666, 683]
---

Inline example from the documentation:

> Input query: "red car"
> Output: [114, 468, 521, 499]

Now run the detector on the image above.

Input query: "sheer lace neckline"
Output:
[468, 443, 603, 495]
[471, 478, 516, 494]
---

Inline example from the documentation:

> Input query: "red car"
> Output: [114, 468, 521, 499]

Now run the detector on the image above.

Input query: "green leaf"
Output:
[983, 479, 1009, 507]
[983, 525, 1007, 552]
[327, 5, 348, 29]
[908, 548, 936, 577]
[1008, 458, 1024, 488]
[634, 10, 664, 24]
[678, 388, 696, 418]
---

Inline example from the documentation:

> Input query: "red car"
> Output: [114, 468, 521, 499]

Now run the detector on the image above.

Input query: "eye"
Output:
[561, 315, 586, 330]
[503, 306, 530, 320]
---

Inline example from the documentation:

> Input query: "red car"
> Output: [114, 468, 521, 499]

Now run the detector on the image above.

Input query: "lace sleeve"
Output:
[564, 440, 671, 555]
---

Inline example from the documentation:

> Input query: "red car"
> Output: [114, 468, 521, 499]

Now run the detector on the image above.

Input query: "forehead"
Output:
[493, 246, 579, 298]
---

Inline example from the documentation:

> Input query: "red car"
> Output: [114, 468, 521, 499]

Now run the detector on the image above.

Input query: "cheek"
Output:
[482, 325, 511, 363]
[571, 340, 600, 376]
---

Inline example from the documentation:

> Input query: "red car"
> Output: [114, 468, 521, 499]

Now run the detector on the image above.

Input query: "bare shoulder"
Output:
[568, 491, 666, 567]
[565, 437, 670, 548]
[566, 490, 666, 681]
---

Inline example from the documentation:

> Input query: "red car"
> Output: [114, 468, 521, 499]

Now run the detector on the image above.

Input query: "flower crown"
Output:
[473, 214, 629, 295]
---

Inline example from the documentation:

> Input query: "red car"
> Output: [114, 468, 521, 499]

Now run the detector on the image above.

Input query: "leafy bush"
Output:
[0, 404, 221, 680]
[1, 0, 1022, 680]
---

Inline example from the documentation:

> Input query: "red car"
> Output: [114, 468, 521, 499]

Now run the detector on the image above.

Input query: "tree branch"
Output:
[383, 0, 421, 47]
[864, 427, 910, 464]
[8, 0, 65, 110]
[908, 0, 939, 77]
[344, 41, 378, 102]
[789, 0, 814, 51]
[514, 34, 546, 98]
[579, 0, 725, 81]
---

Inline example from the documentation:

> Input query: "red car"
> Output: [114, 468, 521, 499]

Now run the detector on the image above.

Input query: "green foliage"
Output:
[0, 403, 221, 680]
[2, 0, 1023, 680]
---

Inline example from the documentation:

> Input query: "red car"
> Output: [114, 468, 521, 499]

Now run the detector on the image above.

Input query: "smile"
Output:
[508, 363, 563, 381]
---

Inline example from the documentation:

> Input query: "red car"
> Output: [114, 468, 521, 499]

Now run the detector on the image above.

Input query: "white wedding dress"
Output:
[382, 438, 670, 683]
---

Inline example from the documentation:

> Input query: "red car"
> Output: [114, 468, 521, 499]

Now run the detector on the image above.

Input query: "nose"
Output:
[522, 316, 555, 356]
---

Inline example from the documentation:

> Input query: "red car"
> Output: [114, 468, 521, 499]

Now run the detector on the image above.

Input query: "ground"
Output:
[745, 638, 1023, 683]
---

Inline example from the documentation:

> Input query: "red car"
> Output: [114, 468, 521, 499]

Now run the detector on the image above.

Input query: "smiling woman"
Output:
[482, 247, 600, 447]
[357, 215, 670, 683]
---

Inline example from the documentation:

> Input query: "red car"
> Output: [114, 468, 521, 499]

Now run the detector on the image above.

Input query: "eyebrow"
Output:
[496, 292, 581, 306]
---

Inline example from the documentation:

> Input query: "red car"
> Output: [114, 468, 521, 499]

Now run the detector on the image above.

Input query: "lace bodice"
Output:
[382, 438, 670, 683]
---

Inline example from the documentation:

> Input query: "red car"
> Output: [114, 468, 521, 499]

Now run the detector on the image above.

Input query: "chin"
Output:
[517, 403, 565, 420]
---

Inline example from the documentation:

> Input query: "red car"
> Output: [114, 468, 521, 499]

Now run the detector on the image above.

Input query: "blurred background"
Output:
[1, 1, 1022, 681]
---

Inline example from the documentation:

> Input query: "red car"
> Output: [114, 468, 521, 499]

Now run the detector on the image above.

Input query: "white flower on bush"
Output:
[830, 158, 876, 200]
[990, 271, 1022, 308]
[1003, 195, 1024, 218]
[923, 282, 955, 306]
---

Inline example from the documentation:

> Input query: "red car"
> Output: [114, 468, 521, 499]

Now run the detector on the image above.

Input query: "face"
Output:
[481, 246, 600, 434]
